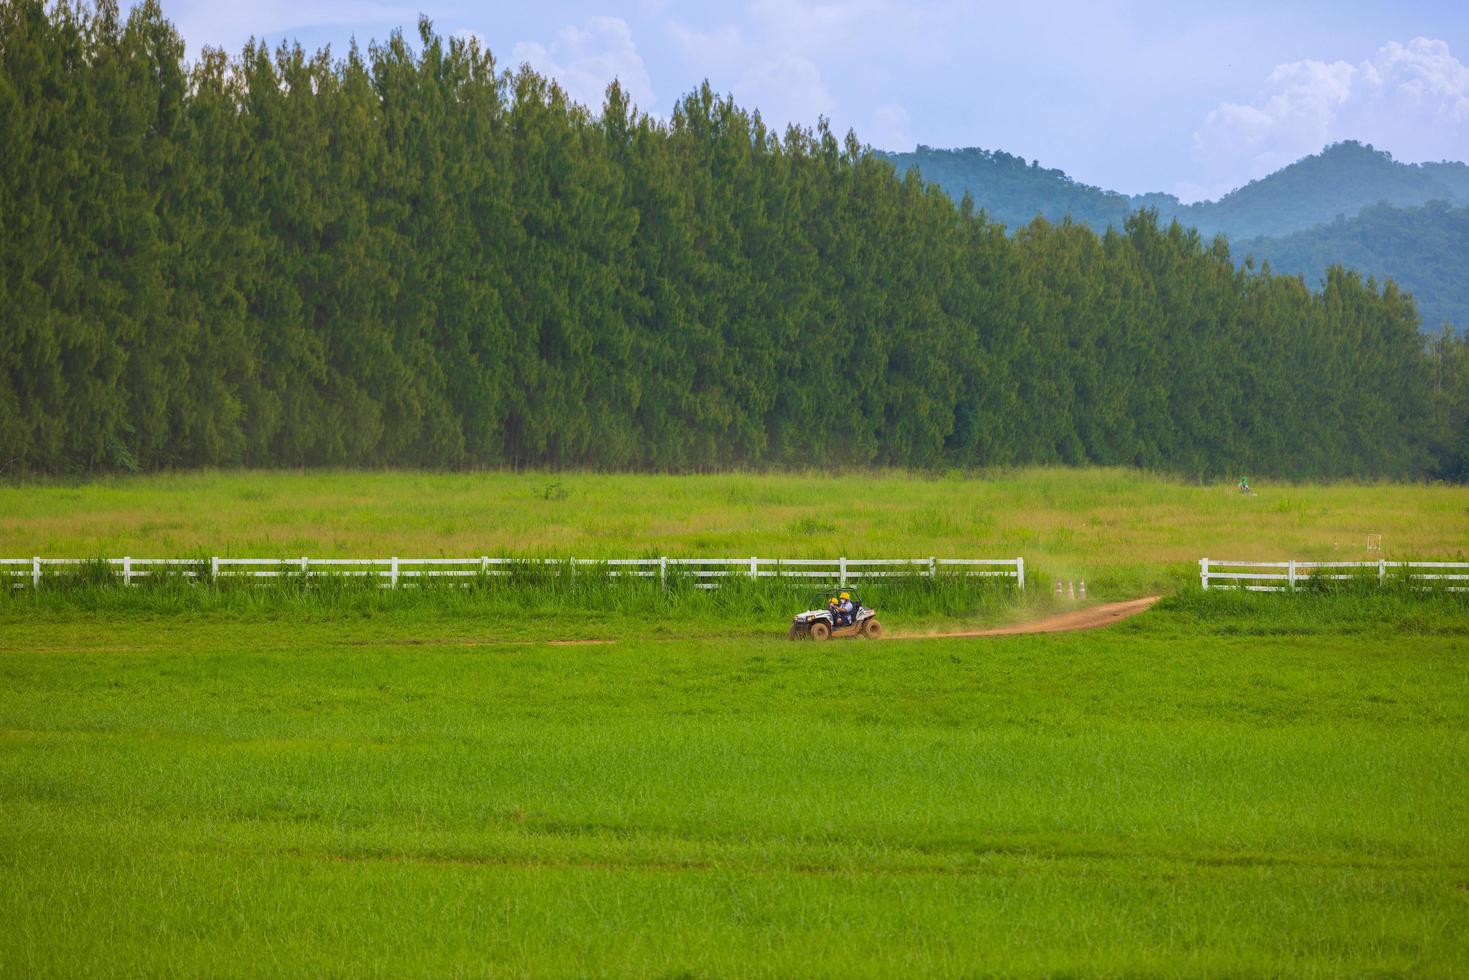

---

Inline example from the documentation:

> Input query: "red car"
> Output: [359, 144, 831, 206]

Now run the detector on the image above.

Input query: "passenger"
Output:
[835, 591, 856, 627]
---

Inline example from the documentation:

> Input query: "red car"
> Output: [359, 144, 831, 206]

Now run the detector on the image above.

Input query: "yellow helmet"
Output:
[839, 591, 850, 600]
[828, 596, 838, 605]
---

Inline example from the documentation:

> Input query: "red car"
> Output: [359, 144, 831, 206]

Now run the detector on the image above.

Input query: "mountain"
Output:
[1421, 161, 1469, 200]
[1240, 201, 1469, 332]
[883, 141, 1469, 329]
[1177, 142, 1469, 239]
[876, 146, 1138, 234]
[881, 141, 1469, 241]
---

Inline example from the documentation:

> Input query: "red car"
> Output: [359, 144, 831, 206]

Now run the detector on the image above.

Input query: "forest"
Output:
[1240, 200, 1469, 335]
[886, 143, 1469, 332]
[2, 1, 1467, 479]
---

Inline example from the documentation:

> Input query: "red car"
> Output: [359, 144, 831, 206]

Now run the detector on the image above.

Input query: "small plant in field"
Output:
[789, 516, 838, 535]
[540, 482, 569, 501]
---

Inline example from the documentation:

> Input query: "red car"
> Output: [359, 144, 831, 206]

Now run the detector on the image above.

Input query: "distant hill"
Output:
[882, 141, 1469, 241]
[877, 146, 1138, 233]
[1178, 143, 1469, 239]
[883, 141, 1469, 329]
[1421, 161, 1469, 200]
[1240, 201, 1469, 332]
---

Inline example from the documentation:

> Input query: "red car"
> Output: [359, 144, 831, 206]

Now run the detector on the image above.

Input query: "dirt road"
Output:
[898, 595, 1162, 639]
[327, 596, 1162, 648]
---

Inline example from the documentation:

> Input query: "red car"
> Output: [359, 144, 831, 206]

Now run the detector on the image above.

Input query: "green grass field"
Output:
[3, 468, 1467, 594]
[2, 470, 1467, 976]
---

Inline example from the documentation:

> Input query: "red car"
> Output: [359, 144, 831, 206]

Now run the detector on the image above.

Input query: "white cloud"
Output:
[145, 0, 423, 57]
[733, 54, 835, 133]
[1187, 37, 1469, 201]
[667, 15, 841, 133]
[664, 1, 961, 143]
[1358, 38, 1469, 121]
[748, 0, 895, 56]
[511, 17, 655, 114]
[1192, 59, 1354, 179]
[667, 23, 743, 72]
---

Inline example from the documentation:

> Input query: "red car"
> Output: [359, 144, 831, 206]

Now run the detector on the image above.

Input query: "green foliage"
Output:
[1427, 324, 1469, 480]
[1239, 200, 1469, 333]
[0, 3, 1457, 478]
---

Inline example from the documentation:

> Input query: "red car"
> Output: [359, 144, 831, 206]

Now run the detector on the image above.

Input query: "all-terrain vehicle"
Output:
[789, 589, 882, 640]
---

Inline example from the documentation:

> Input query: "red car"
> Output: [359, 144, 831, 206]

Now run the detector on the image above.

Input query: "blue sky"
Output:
[124, 1, 1469, 201]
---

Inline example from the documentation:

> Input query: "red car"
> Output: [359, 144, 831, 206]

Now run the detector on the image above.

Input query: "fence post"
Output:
[1287, 559, 1296, 591]
[1199, 558, 1209, 591]
[123, 556, 131, 588]
[660, 556, 667, 589]
[1016, 557, 1025, 591]
[1378, 558, 1386, 587]
[301, 556, 309, 578]
[210, 556, 219, 582]
[390, 557, 399, 589]
[481, 556, 489, 577]
[929, 556, 936, 579]
[750, 556, 758, 579]
[839, 557, 847, 588]
[32, 556, 40, 589]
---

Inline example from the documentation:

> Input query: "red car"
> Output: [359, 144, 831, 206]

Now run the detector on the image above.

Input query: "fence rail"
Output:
[1, 556, 1025, 591]
[1199, 558, 1469, 592]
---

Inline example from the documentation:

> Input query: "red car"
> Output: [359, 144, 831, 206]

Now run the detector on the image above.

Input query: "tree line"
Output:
[1239, 200, 1469, 338]
[2, 1, 1466, 479]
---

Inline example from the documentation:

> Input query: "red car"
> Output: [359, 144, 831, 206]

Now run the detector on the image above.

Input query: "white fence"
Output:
[1199, 558, 1469, 592]
[2, 556, 1024, 591]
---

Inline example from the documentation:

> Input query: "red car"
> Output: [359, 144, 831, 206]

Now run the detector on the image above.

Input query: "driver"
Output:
[835, 591, 856, 627]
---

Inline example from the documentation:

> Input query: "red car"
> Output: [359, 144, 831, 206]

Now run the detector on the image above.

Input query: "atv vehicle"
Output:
[789, 589, 882, 640]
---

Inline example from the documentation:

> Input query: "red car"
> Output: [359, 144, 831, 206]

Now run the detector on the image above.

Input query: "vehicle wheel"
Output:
[862, 619, 882, 639]
[788, 625, 803, 640]
[809, 622, 830, 641]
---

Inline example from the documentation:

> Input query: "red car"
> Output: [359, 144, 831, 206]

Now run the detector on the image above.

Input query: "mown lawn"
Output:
[2, 593, 1466, 977]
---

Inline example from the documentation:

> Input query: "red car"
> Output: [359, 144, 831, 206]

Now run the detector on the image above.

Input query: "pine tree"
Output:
[0, 1, 1456, 480]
